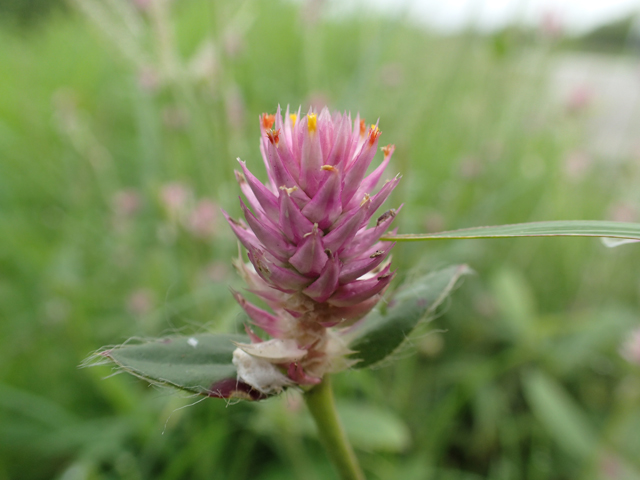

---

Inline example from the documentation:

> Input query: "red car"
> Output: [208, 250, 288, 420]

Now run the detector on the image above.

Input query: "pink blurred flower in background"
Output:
[131, 0, 152, 11]
[621, 328, 640, 366]
[160, 182, 192, 218]
[563, 150, 591, 181]
[301, 0, 326, 27]
[566, 85, 594, 114]
[539, 10, 564, 39]
[111, 189, 142, 232]
[203, 261, 230, 282]
[186, 199, 219, 239]
[599, 454, 624, 480]
[137, 66, 161, 92]
[608, 202, 638, 223]
[127, 288, 156, 317]
[113, 189, 142, 218]
[158, 183, 221, 241]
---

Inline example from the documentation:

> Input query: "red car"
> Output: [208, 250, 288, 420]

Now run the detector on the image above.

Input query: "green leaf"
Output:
[0, 383, 78, 428]
[382, 220, 640, 241]
[95, 333, 251, 398]
[334, 401, 412, 453]
[490, 267, 537, 341]
[522, 369, 598, 459]
[347, 265, 471, 369]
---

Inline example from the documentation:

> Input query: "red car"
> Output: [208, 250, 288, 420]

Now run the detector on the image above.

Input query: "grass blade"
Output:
[383, 220, 640, 241]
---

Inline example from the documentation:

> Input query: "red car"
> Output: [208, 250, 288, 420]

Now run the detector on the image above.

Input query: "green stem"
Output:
[303, 377, 366, 480]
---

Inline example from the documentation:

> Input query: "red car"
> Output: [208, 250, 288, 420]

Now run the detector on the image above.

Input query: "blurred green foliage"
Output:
[0, 0, 66, 25]
[1, 0, 640, 479]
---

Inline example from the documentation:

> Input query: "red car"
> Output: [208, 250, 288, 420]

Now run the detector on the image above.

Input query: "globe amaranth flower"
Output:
[222, 106, 401, 397]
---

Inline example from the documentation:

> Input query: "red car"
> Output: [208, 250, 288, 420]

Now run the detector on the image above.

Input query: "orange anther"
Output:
[368, 125, 381, 145]
[261, 113, 275, 130]
[266, 128, 280, 145]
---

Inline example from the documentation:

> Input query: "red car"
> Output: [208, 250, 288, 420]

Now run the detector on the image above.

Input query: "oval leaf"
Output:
[383, 220, 640, 241]
[346, 265, 471, 368]
[94, 333, 267, 400]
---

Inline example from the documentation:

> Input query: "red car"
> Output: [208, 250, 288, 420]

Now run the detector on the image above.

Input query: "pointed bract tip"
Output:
[244, 324, 263, 344]
[230, 288, 244, 303]
[234, 170, 247, 184]
[222, 209, 246, 229]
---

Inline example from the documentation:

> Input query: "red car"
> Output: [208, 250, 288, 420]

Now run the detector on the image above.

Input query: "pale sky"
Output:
[332, 0, 640, 34]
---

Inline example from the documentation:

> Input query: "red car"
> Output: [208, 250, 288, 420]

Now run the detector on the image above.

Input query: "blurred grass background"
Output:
[1, 0, 640, 479]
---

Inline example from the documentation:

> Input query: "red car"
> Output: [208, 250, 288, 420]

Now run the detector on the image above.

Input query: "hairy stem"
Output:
[303, 377, 365, 480]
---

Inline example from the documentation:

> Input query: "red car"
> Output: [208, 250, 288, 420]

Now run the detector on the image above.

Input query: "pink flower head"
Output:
[224, 106, 400, 394]
[160, 182, 191, 218]
[186, 199, 219, 239]
[112, 189, 141, 218]
[566, 85, 593, 114]
[540, 10, 563, 39]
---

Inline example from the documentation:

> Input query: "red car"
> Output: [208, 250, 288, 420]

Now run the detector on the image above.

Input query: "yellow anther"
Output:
[290, 114, 297, 127]
[360, 193, 371, 207]
[307, 113, 317, 133]
[321, 165, 338, 172]
[279, 185, 298, 196]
